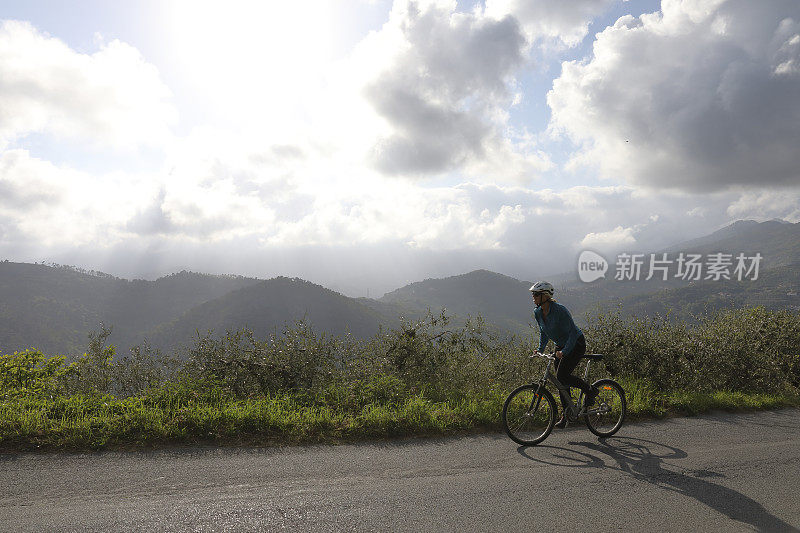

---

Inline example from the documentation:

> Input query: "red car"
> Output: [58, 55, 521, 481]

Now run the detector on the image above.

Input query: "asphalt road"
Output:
[2, 409, 800, 532]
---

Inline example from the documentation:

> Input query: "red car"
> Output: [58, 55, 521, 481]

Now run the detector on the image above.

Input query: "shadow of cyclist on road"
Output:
[569, 437, 798, 533]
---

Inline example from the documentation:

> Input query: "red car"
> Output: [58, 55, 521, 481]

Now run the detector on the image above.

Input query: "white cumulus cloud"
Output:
[0, 149, 153, 247]
[0, 20, 176, 150]
[580, 225, 637, 249]
[548, 0, 800, 192]
[486, 0, 619, 47]
[356, 0, 551, 181]
[727, 189, 800, 222]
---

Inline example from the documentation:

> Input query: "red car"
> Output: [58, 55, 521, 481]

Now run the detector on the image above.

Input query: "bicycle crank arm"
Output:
[584, 405, 611, 416]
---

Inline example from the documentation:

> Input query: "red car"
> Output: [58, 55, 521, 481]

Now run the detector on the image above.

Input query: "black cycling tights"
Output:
[554, 334, 592, 408]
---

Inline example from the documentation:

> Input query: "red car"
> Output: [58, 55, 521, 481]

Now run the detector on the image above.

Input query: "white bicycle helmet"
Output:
[529, 281, 554, 295]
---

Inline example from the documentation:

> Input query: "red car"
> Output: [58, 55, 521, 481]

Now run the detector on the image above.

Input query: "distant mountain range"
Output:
[0, 264, 258, 356]
[379, 269, 535, 334]
[608, 219, 800, 318]
[147, 277, 405, 354]
[1, 219, 798, 356]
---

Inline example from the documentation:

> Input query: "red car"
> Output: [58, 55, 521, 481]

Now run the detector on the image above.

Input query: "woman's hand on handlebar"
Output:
[555, 350, 563, 359]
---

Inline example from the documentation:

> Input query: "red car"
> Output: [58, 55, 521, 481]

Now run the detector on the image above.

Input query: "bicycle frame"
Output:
[530, 354, 604, 420]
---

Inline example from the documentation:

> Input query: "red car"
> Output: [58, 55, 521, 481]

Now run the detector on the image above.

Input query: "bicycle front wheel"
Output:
[585, 379, 626, 438]
[502, 385, 556, 446]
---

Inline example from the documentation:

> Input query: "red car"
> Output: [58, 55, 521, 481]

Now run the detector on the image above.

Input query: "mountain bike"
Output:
[501, 352, 626, 446]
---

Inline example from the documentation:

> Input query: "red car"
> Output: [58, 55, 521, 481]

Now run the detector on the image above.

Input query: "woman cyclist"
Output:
[530, 281, 598, 428]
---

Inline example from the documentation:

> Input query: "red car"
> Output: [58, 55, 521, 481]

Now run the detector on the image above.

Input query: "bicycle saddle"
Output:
[582, 353, 603, 361]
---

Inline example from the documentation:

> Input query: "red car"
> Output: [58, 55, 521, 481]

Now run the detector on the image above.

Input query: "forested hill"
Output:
[0, 263, 536, 357]
[379, 270, 535, 335]
[561, 219, 800, 320]
[145, 277, 404, 354]
[0, 263, 259, 356]
[662, 219, 799, 267]
[616, 219, 800, 317]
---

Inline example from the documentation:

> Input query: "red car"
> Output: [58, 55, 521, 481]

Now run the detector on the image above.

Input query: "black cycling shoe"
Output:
[554, 414, 567, 428]
[585, 386, 599, 407]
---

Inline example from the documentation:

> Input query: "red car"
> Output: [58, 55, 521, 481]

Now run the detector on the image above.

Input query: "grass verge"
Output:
[2, 383, 798, 452]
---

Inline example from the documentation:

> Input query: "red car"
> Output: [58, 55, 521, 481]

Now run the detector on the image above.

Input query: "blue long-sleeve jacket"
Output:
[534, 301, 583, 356]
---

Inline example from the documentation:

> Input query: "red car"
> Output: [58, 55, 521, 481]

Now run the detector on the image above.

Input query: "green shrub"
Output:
[0, 349, 76, 398]
[63, 326, 116, 394]
[188, 322, 343, 397]
[585, 306, 800, 393]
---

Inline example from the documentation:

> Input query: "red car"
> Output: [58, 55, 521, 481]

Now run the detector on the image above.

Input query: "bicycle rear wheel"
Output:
[502, 385, 556, 445]
[585, 379, 626, 438]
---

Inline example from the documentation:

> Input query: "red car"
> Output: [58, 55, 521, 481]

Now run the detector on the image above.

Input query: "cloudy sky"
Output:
[1, 0, 798, 295]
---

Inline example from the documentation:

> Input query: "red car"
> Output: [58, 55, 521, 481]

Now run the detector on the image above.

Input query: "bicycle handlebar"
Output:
[529, 352, 556, 360]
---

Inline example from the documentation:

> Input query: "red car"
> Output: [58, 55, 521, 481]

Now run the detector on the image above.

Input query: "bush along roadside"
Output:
[1, 307, 799, 451]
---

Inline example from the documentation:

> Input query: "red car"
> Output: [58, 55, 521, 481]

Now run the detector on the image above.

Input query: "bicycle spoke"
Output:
[585, 380, 626, 438]
[502, 385, 556, 445]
